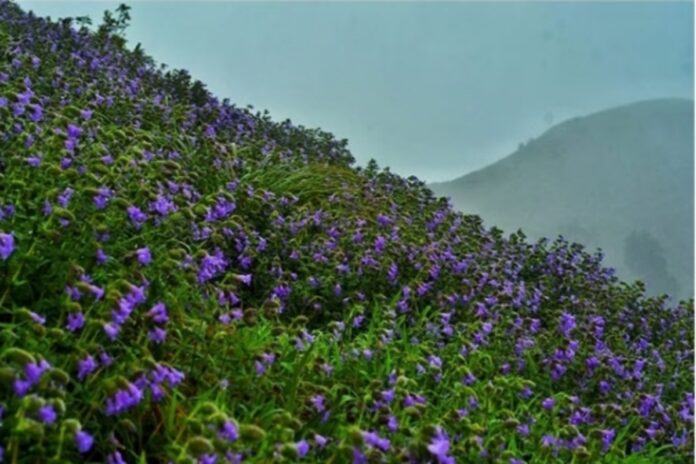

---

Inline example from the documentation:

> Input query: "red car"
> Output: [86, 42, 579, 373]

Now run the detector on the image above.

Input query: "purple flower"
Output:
[42, 200, 53, 216]
[517, 423, 530, 437]
[600, 428, 615, 452]
[103, 322, 121, 341]
[428, 355, 443, 369]
[74, 430, 94, 453]
[147, 303, 169, 324]
[135, 247, 152, 266]
[66, 312, 85, 332]
[13, 378, 31, 397]
[541, 435, 557, 448]
[205, 196, 236, 222]
[586, 356, 600, 371]
[199, 454, 217, 464]
[87, 284, 105, 300]
[57, 187, 74, 208]
[387, 263, 398, 283]
[197, 249, 228, 284]
[29, 104, 43, 121]
[362, 431, 390, 451]
[25, 360, 50, 384]
[542, 397, 555, 410]
[93, 187, 113, 209]
[148, 327, 167, 344]
[151, 364, 185, 387]
[353, 447, 367, 464]
[0, 232, 15, 260]
[111, 286, 146, 326]
[99, 351, 114, 367]
[520, 386, 533, 399]
[18, 88, 33, 106]
[66, 285, 82, 301]
[150, 194, 176, 216]
[387, 415, 398, 432]
[559, 312, 576, 337]
[0, 205, 16, 219]
[12, 103, 25, 116]
[672, 429, 689, 448]
[633, 358, 646, 380]
[107, 451, 127, 464]
[639, 394, 657, 417]
[127, 206, 148, 229]
[219, 421, 238, 442]
[29, 311, 46, 325]
[65, 138, 77, 153]
[296, 440, 310, 457]
[80, 108, 93, 120]
[37, 404, 57, 424]
[26, 154, 41, 167]
[150, 383, 165, 402]
[314, 433, 328, 448]
[311, 394, 326, 413]
[374, 235, 387, 254]
[105, 382, 144, 415]
[78, 354, 98, 380]
[66, 123, 82, 139]
[271, 283, 291, 302]
[254, 361, 266, 376]
[427, 428, 454, 464]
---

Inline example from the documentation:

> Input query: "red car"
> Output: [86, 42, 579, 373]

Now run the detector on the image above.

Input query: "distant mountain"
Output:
[431, 98, 694, 300]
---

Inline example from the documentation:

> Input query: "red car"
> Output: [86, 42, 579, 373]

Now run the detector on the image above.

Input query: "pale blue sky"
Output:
[18, 1, 694, 182]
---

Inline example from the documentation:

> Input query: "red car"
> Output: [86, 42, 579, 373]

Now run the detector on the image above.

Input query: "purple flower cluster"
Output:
[105, 284, 147, 340]
[13, 360, 51, 397]
[0, 232, 15, 260]
[197, 248, 228, 284]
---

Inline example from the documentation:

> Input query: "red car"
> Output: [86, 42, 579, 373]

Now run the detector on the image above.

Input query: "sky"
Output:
[18, 1, 695, 183]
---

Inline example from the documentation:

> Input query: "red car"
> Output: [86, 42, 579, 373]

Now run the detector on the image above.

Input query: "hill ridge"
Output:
[433, 97, 693, 187]
[431, 97, 694, 299]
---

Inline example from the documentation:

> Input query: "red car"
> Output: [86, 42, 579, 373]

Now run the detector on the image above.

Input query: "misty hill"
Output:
[431, 98, 694, 300]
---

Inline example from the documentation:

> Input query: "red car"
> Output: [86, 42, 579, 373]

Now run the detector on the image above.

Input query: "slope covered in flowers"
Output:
[0, 3, 693, 463]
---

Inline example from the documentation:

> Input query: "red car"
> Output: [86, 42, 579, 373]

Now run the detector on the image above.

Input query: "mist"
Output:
[18, 1, 694, 182]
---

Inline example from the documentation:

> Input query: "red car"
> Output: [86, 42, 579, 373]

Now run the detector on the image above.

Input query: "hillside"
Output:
[431, 98, 694, 300]
[0, 3, 693, 463]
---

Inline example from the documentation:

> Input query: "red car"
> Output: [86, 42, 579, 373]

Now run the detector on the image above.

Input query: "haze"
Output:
[18, 0, 693, 183]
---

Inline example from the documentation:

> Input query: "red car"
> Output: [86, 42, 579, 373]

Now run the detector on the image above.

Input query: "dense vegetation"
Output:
[0, 2, 693, 463]
[430, 98, 694, 300]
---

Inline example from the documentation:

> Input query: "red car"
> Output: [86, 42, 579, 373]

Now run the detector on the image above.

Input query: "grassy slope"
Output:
[0, 4, 692, 464]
